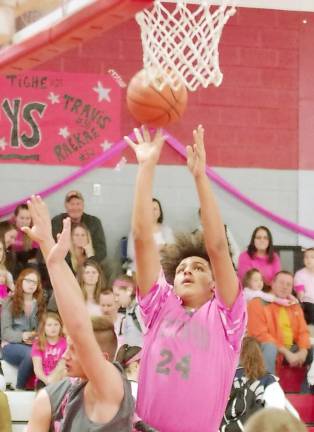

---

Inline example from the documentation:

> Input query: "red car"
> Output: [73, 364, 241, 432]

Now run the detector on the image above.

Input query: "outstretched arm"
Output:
[23, 197, 123, 405]
[124, 127, 164, 297]
[187, 125, 238, 307]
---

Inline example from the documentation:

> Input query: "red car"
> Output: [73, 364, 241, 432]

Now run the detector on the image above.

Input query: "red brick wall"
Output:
[35, 7, 314, 169]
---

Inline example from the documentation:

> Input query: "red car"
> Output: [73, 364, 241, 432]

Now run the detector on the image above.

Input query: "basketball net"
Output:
[136, 0, 236, 91]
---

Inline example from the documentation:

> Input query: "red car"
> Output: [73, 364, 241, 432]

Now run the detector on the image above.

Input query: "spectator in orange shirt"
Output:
[247, 271, 312, 375]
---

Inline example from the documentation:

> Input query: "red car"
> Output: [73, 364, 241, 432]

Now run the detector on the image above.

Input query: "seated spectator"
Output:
[221, 336, 299, 431]
[0, 221, 18, 277]
[11, 204, 40, 274]
[243, 268, 297, 305]
[68, 223, 95, 273]
[77, 259, 106, 316]
[112, 275, 145, 347]
[31, 312, 67, 390]
[51, 190, 106, 264]
[195, 207, 240, 269]
[294, 247, 314, 325]
[244, 408, 307, 432]
[99, 289, 125, 345]
[116, 344, 141, 398]
[127, 197, 174, 272]
[1, 268, 45, 389]
[0, 237, 14, 296]
[247, 271, 311, 375]
[238, 226, 281, 287]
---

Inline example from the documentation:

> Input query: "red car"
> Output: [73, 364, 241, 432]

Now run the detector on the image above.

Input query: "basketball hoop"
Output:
[136, 0, 236, 91]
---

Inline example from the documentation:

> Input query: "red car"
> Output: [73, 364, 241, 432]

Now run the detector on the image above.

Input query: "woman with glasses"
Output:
[1, 267, 45, 389]
[238, 226, 281, 287]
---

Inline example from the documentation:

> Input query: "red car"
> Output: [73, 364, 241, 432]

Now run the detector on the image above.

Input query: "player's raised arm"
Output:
[186, 125, 238, 307]
[22, 196, 123, 405]
[124, 127, 164, 297]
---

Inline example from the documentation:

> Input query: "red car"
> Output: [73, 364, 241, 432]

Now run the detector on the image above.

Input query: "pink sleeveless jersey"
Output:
[136, 271, 246, 432]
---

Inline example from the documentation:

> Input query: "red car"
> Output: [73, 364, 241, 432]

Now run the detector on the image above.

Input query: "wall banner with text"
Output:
[0, 71, 121, 166]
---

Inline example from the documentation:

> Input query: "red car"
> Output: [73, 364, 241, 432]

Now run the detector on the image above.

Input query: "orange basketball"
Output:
[126, 69, 188, 127]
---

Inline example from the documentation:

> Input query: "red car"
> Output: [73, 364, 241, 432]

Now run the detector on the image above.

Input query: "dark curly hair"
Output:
[160, 231, 210, 285]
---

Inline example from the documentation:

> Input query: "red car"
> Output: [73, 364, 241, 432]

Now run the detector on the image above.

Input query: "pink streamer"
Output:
[1, 128, 314, 240]
[165, 131, 314, 240]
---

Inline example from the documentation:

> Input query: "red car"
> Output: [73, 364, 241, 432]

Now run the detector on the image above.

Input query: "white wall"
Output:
[1, 163, 306, 262]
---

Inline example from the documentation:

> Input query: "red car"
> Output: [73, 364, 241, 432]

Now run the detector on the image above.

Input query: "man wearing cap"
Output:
[51, 190, 107, 263]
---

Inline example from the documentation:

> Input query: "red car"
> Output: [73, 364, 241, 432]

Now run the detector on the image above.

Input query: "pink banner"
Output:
[0, 71, 121, 166]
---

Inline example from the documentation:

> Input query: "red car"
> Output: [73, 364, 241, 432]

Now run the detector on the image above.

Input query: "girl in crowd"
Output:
[11, 204, 40, 273]
[0, 221, 18, 277]
[125, 125, 246, 432]
[116, 344, 141, 398]
[1, 267, 45, 389]
[294, 247, 314, 325]
[77, 259, 106, 316]
[127, 197, 174, 272]
[221, 337, 299, 432]
[68, 223, 95, 273]
[31, 311, 67, 390]
[112, 275, 145, 347]
[243, 268, 297, 305]
[238, 226, 281, 286]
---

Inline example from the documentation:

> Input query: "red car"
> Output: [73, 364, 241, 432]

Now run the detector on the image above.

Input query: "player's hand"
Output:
[125, 126, 164, 166]
[186, 125, 206, 178]
[22, 195, 53, 245]
[46, 217, 71, 266]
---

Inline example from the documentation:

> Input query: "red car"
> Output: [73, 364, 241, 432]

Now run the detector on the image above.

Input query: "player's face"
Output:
[45, 317, 61, 339]
[248, 272, 264, 291]
[272, 273, 293, 298]
[15, 208, 32, 228]
[174, 256, 214, 308]
[100, 293, 118, 320]
[65, 198, 84, 222]
[253, 229, 269, 253]
[304, 250, 314, 271]
[63, 337, 86, 379]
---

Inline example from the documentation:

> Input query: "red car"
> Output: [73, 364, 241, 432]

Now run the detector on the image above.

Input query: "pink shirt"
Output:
[136, 271, 246, 432]
[238, 251, 281, 285]
[294, 267, 314, 303]
[31, 336, 67, 376]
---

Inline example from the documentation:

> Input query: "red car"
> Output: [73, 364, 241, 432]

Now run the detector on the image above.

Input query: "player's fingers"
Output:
[124, 135, 137, 151]
[134, 127, 144, 144]
[141, 125, 151, 142]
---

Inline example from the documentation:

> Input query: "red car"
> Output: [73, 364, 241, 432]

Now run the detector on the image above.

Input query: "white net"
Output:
[136, 0, 236, 91]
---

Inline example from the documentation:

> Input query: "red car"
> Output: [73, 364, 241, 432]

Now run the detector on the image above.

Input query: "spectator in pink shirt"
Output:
[294, 247, 314, 325]
[238, 226, 281, 287]
[125, 125, 246, 432]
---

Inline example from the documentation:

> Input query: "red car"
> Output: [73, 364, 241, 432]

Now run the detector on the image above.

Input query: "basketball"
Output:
[126, 69, 188, 127]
